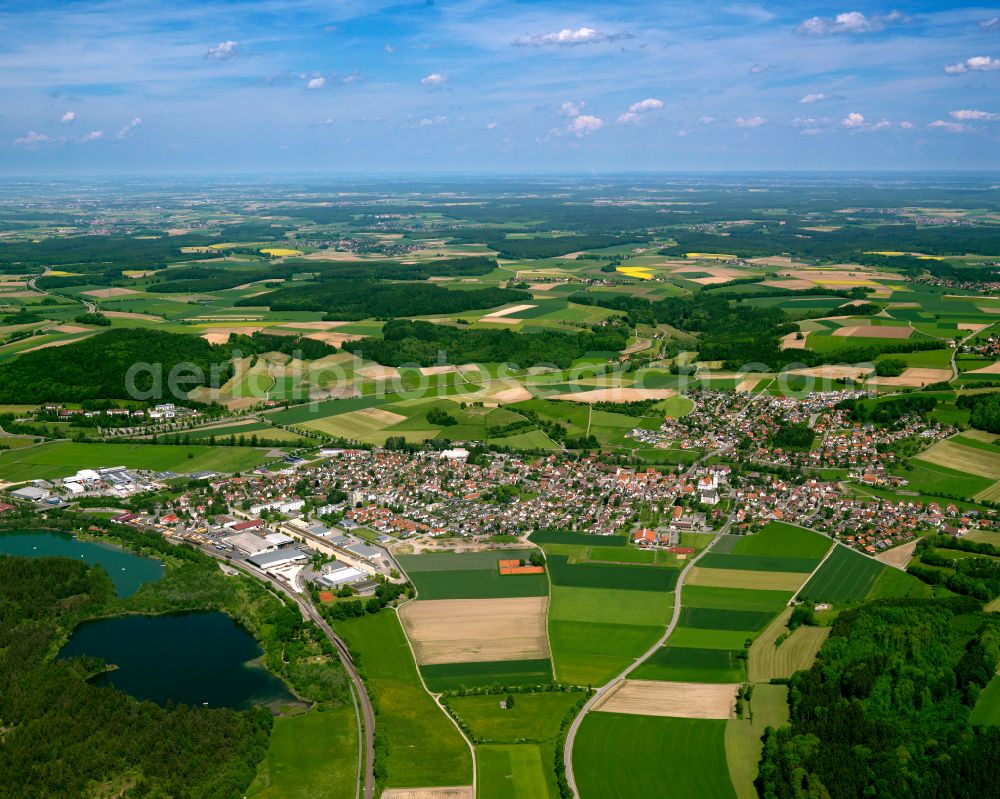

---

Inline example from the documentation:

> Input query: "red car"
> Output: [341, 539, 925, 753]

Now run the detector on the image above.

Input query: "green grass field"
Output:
[725, 685, 790, 799]
[971, 675, 1000, 726]
[574, 714, 737, 799]
[248, 705, 358, 799]
[730, 522, 832, 559]
[478, 743, 557, 799]
[631, 646, 745, 683]
[697, 553, 822, 573]
[798, 546, 886, 604]
[398, 551, 548, 600]
[445, 691, 583, 741]
[421, 659, 553, 692]
[547, 555, 679, 592]
[0, 440, 272, 481]
[333, 612, 472, 789]
[865, 566, 932, 600]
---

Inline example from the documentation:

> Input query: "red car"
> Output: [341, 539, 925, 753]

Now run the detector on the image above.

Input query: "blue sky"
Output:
[1, 0, 998, 173]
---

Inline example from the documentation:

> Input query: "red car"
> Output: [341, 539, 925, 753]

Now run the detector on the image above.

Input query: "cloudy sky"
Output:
[1, 0, 999, 173]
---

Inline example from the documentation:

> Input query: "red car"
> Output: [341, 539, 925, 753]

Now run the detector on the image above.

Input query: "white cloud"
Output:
[945, 56, 1000, 74]
[981, 17, 999, 31]
[60, 111, 75, 123]
[115, 117, 142, 139]
[735, 116, 766, 128]
[384, 44, 395, 54]
[420, 73, 447, 87]
[418, 115, 448, 128]
[929, 119, 967, 133]
[871, 119, 891, 130]
[13, 131, 51, 146]
[486, 120, 498, 130]
[842, 112, 865, 127]
[568, 114, 604, 136]
[799, 93, 826, 104]
[206, 40, 240, 60]
[951, 109, 1000, 121]
[798, 11, 904, 36]
[749, 63, 775, 74]
[900, 121, 914, 130]
[698, 116, 717, 124]
[306, 76, 326, 90]
[80, 130, 103, 142]
[724, 4, 775, 23]
[559, 101, 585, 117]
[513, 27, 631, 47]
[617, 97, 663, 125]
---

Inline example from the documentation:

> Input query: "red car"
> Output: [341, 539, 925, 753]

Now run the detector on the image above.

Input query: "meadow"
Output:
[0, 440, 272, 481]
[573, 714, 736, 799]
[333, 612, 472, 790]
[248, 705, 358, 799]
[398, 551, 548, 600]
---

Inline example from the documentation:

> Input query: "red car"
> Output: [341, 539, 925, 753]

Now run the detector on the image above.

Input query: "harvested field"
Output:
[763, 278, 817, 290]
[527, 283, 562, 290]
[20, 336, 95, 353]
[382, 786, 473, 799]
[779, 332, 807, 350]
[480, 304, 537, 322]
[278, 320, 351, 330]
[488, 385, 534, 404]
[748, 257, 808, 268]
[418, 364, 478, 377]
[831, 325, 911, 339]
[82, 287, 139, 298]
[960, 323, 990, 333]
[735, 377, 762, 393]
[785, 366, 873, 380]
[548, 388, 676, 403]
[398, 596, 549, 665]
[303, 331, 364, 346]
[358, 408, 407, 426]
[875, 539, 920, 569]
[747, 608, 830, 683]
[52, 324, 92, 334]
[199, 326, 263, 344]
[917, 439, 1000, 479]
[356, 363, 401, 381]
[968, 361, 1000, 375]
[870, 367, 952, 387]
[685, 567, 808, 592]
[594, 679, 737, 720]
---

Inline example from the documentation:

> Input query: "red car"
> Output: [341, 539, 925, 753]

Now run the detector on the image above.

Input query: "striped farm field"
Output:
[747, 608, 831, 683]
[631, 646, 745, 684]
[974, 480, 1000, 503]
[421, 659, 553, 692]
[797, 545, 885, 603]
[574, 714, 736, 799]
[915, 438, 1000, 480]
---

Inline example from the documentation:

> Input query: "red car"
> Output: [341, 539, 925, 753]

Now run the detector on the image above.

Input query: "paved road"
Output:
[561, 516, 733, 798]
[200, 549, 376, 799]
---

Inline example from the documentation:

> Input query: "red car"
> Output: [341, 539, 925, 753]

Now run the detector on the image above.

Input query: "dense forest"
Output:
[0, 554, 272, 798]
[957, 392, 1000, 434]
[758, 598, 1000, 799]
[241, 278, 527, 319]
[0, 328, 232, 403]
[341, 318, 630, 368]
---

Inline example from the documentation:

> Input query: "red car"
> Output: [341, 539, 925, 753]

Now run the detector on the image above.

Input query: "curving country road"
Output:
[200, 549, 376, 799]
[561, 517, 733, 798]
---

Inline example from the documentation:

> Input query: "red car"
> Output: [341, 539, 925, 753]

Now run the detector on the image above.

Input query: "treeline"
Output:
[907, 537, 1000, 602]
[284, 256, 499, 280]
[0, 233, 221, 272]
[0, 328, 233, 403]
[837, 393, 938, 423]
[225, 330, 338, 360]
[0, 553, 273, 798]
[957, 392, 1000, 434]
[241, 279, 527, 320]
[341, 318, 630, 369]
[482, 233, 649, 260]
[757, 598, 1000, 799]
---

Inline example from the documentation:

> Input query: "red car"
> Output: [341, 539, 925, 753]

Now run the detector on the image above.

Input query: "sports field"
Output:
[333, 612, 472, 789]
[248, 704, 358, 799]
[0, 440, 272, 481]
[798, 545, 886, 603]
[573, 714, 737, 799]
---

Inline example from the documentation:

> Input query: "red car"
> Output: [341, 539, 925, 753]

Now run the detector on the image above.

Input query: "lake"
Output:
[0, 528, 164, 597]
[60, 612, 299, 710]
